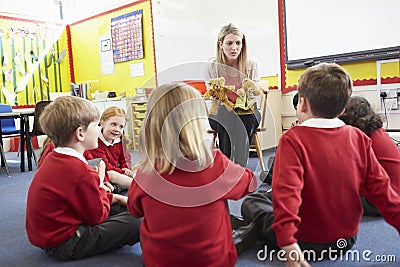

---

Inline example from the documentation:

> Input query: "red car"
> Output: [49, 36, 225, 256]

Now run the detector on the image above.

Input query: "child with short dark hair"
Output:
[127, 82, 257, 267]
[26, 96, 140, 261]
[238, 63, 400, 266]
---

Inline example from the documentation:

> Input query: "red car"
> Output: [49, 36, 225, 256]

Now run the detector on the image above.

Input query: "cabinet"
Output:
[258, 89, 282, 150]
[131, 101, 147, 151]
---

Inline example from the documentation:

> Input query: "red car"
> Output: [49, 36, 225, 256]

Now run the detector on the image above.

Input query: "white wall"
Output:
[152, 0, 280, 81]
[281, 86, 400, 131]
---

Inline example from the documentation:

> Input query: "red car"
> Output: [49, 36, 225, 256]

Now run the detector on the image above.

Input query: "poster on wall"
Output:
[99, 34, 115, 75]
[111, 9, 144, 63]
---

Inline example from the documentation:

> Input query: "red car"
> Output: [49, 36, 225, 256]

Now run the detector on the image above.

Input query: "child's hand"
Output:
[122, 167, 133, 178]
[95, 160, 106, 185]
[131, 164, 139, 171]
[281, 243, 311, 267]
[290, 120, 300, 127]
[112, 194, 128, 206]
[104, 182, 114, 192]
[99, 183, 111, 192]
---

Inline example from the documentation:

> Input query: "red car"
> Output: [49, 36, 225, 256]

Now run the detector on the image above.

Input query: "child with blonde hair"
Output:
[127, 82, 257, 267]
[89, 106, 134, 191]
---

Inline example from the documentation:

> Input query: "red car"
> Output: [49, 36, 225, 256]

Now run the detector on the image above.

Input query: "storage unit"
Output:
[257, 89, 282, 150]
[131, 101, 147, 151]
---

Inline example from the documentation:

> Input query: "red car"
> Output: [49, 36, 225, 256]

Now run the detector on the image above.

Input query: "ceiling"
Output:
[0, 0, 135, 23]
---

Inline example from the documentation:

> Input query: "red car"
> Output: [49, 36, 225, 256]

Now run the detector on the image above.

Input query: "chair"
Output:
[0, 104, 21, 177]
[250, 90, 268, 172]
[27, 100, 52, 166]
[208, 90, 268, 172]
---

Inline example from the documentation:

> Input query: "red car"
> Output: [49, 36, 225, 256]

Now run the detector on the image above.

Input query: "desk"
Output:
[0, 110, 35, 175]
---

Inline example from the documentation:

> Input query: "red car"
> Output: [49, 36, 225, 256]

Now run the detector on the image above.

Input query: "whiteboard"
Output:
[284, 0, 400, 66]
[152, 0, 279, 83]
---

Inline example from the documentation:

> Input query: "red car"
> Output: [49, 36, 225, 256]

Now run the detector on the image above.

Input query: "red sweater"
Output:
[369, 128, 400, 194]
[38, 141, 109, 182]
[89, 138, 131, 174]
[127, 150, 257, 267]
[272, 123, 400, 247]
[26, 152, 113, 248]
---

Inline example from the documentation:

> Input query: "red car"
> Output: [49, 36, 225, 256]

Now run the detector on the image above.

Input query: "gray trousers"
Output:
[241, 190, 357, 259]
[44, 210, 141, 261]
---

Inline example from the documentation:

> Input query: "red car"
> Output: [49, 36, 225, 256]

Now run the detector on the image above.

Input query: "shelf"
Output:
[131, 102, 147, 151]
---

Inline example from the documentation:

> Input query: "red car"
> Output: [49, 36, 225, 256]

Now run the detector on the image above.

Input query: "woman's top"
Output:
[205, 58, 260, 105]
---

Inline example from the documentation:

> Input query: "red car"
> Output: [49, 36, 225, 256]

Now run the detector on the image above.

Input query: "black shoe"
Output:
[112, 184, 123, 194]
[232, 221, 257, 255]
[230, 214, 247, 229]
[260, 170, 272, 184]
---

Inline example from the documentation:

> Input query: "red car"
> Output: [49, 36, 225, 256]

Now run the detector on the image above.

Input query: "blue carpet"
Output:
[0, 150, 399, 266]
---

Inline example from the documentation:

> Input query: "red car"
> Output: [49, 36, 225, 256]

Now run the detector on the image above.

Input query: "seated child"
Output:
[237, 63, 400, 265]
[38, 137, 114, 192]
[340, 96, 400, 216]
[89, 106, 134, 191]
[26, 96, 140, 261]
[127, 82, 258, 267]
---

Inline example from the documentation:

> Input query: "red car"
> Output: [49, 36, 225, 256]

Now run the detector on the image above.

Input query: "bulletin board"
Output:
[70, 0, 156, 95]
[152, 0, 279, 81]
[111, 9, 144, 63]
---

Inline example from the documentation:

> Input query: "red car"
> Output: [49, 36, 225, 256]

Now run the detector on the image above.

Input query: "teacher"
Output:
[205, 23, 261, 167]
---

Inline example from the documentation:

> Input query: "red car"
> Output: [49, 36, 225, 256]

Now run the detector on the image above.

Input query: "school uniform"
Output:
[38, 141, 110, 183]
[26, 147, 140, 260]
[362, 127, 400, 216]
[127, 150, 257, 267]
[89, 134, 131, 173]
[242, 118, 400, 256]
[369, 128, 400, 192]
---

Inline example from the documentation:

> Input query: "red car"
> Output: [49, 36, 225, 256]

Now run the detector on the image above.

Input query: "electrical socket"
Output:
[384, 98, 398, 110]
[380, 88, 398, 98]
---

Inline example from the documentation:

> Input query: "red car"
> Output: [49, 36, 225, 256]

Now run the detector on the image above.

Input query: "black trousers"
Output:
[241, 190, 357, 259]
[44, 209, 141, 261]
[361, 196, 381, 216]
[209, 105, 260, 167]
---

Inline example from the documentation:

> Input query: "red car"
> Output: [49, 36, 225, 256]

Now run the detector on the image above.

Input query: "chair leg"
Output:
[28, 137, 38, 167]
[32, 150, 38, 167]
[253, 132, 266, 172]
[0, 142, 11, 177]
[211, 132, 218, 150]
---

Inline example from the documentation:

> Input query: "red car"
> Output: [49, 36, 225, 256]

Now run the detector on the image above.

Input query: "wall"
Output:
[281, 84, 400, 131]
[152, 0, 280, 82]
[0, 16, 70, 105]
[69, 0, 156, 96]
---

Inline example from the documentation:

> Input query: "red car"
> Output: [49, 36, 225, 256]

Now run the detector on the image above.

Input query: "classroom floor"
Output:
[1, 149, 399, 267]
